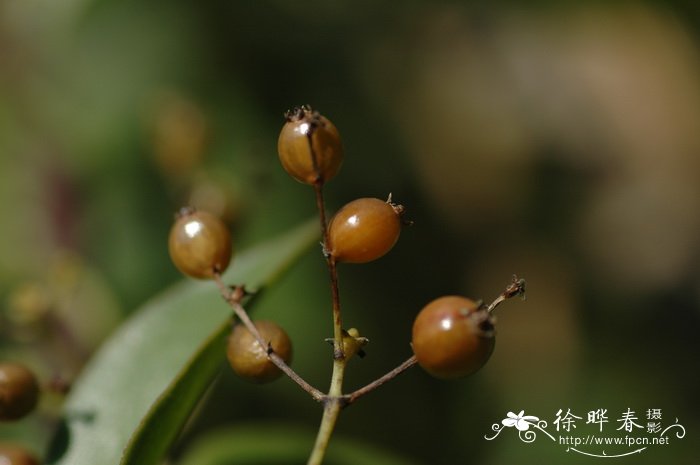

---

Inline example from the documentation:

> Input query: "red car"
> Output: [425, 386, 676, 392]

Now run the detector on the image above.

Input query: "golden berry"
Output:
[412, 296, 495, 379]
[328, 197, 402, 263]
[168, 207, 232, 279]
[226, 320, 293, 383]
[0, 363, 40, 421]
[277, 105, 343, 184]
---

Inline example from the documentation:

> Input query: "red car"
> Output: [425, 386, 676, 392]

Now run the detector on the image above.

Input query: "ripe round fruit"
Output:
[0, 363, 40, 421]
[168, 207, 232, 279]
[0, 444, 39, 465]
[412, 296, 495, 379]
[328, 197, 402, 263]
[277, 105, 343, 184]
[227, 320, 293, 384]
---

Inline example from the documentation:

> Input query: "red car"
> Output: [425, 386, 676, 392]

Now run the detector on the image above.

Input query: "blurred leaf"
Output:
[47, 218, 319, 465]
[178, 423, 422, 465]
[119, 319, 230, 465]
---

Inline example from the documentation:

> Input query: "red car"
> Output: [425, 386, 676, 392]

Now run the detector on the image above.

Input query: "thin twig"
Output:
[212, 273, 325, 402]
[486, 275, 526, 313]
[344, 355, 418, 405]
[313, 181, 345, 361]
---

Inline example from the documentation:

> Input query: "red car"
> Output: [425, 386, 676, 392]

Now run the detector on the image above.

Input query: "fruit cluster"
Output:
[168, 105, 521, 383]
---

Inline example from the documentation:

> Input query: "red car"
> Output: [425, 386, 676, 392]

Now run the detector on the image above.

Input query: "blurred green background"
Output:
[1, 0, 699, 463]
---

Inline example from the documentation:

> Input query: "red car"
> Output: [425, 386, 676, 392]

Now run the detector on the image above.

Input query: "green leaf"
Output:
[177, 423, 423, 465]
[119, 319, 230, 465]
[47, 219, 319, 465]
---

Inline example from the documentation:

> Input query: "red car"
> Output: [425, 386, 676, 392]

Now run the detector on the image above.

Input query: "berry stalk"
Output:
[344, 355, 417, 404]
[212, 275, 324, 401]
[313, 182, 345, 361]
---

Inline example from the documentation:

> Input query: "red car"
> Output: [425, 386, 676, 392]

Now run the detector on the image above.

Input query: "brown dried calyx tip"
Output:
[386, 193, 412, 226]
[284, 104, 326, 137]
[504, 275, 526, 300]
[175, 205, 196, 219]
[226, 285, 250, 304]
[284, 104, 317, 121]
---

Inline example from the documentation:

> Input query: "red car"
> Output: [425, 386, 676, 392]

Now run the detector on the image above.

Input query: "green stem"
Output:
[307, 397, 344, 465]
[307, 181, 347, 465]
